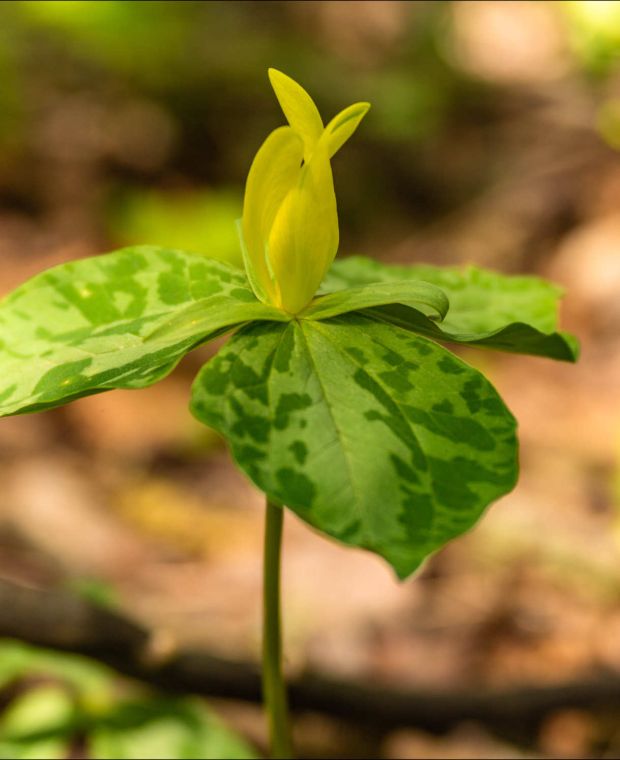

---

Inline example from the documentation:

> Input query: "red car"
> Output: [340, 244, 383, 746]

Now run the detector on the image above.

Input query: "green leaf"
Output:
[91, 698, 257, 760]
[0, 738, 67, 760]
[0, 685, 74, 740]
[324, 256, 561, 332]
[0, 640, 111, 691]
[0, 642, 256, 760]
[323, 256, 579, 361]
[0, 246, 286, 417]
[368, 304, 578, 362]
[301, 280, 449, 322]
[190, 315, 518, 578]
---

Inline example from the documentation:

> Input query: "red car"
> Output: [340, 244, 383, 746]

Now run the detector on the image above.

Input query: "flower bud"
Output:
[240, 69, 370, 314]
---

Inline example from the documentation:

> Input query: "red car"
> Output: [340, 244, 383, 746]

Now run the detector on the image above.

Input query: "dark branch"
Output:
[0, 578, 617, 745]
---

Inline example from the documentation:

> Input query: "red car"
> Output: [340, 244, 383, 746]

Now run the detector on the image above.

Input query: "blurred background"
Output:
[0, 1, 619, 757]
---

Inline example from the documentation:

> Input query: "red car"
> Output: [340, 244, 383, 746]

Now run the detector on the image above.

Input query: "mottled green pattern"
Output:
[323, 256, 579, 361]
[0, 243, 573, 574]
[190, 315, 518, 578]
[300, 280, 449, 322]
[0, 246, 286, 416]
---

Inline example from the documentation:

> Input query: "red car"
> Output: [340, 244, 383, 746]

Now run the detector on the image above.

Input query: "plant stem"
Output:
[263, 498, 293, 758]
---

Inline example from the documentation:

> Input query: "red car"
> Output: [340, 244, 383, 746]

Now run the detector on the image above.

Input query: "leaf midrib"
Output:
[301, 318, 440, 553]
[297, 320, 366, 536]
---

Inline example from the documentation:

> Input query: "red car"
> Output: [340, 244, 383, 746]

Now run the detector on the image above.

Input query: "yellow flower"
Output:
[240, 69, 370, 314]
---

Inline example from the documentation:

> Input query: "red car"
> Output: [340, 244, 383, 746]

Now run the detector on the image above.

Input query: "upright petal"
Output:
[268, 68, 324, 160]
[323, 102, 371, 158]
[241, 126, 304, 303]
[267, 140, 338, 313]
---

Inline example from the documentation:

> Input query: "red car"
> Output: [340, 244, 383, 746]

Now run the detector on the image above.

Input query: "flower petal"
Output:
[242, 126, 304, 303]
[322, 102, 371, 158]
[268, 140, 338, 313]
[268, 68, 324, 160]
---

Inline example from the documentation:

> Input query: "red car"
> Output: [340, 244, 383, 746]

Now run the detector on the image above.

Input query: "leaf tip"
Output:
[563, 332, 581, 362]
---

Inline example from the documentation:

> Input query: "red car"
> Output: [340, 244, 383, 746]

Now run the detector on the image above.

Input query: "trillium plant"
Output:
[0, 70, 577, 758]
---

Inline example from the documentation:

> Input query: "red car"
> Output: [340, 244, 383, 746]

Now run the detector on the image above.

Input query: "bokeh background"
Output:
[1, 1, 620, 758]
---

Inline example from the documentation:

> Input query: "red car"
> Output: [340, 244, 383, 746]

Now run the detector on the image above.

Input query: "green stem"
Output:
[263, 498, 293, 758]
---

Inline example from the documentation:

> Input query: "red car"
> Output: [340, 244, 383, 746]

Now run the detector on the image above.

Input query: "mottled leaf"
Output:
[0, 246, 286, 416]
[190, 315, 517, 578]
[323, 256, 579, 361]
[301, 280, 449, 322]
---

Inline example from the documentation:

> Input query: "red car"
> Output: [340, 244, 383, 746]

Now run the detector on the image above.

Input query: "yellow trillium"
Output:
[240, 69, 370, 314]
